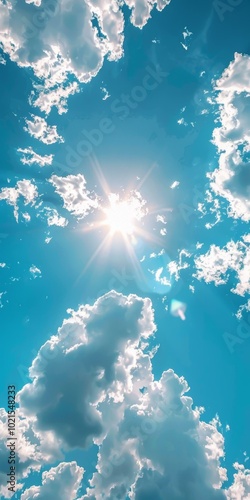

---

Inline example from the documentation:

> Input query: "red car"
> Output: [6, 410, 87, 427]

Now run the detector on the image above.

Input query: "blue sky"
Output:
[0, 0, 250, 498]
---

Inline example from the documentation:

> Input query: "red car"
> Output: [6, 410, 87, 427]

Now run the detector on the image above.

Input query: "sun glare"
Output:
[104, 194, 137, 236]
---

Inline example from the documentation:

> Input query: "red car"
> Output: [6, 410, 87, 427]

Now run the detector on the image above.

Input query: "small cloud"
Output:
[24, 115, 64, 145]
[29, 265, 42, 279]
[0, 54, 6, 65]
[0, 263, 6, 268]
[177, 117, 188, 126]
[181, 27, 192, 51]
[100, 86, 110, 101]
[183, 27, 193, 40]
[22, 212, 31, 222]
[0, 179, 38, 222]
[45, 208, 68, 227]
[0, 291, 7, 308]
[170, 181, 180, 189]
[49, 174, 99, 219]
[18, 147, 53, 167]
[156, 214, 167, 224]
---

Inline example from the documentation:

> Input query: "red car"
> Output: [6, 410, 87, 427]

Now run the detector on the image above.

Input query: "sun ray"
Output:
[89, 154, 111, 198]
[136, 162, 158, 191]
[74, 232, 111, 288]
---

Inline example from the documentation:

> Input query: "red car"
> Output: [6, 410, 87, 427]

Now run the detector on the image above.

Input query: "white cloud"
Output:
[156, 214, 167, 224]
[0, 408, 50, 498]
[44, 207, 68, 227]
[168, 249, 191, 281]
[209, 53, 250, 221]
[30, 81, 80, 116]
[18, 147, 53, 167]
[0, 291, 7, 309]
[17, 291, 155, 449]
[0, 0, 172, 115]
[183, 27, 192, 40]
[29, 265, 42, 278]
[24, 115, 64, 144]
[194, 239, 250, 297]
[21, 462, 84, 500]
[124, 0, 171, 28]
[83, 370, 227, 499]
[2, 290, 232, 499]
[0, 179, 38, 221]
[100, 86, 110, 101]
[180, 27, 192, 51]
[236, 298, 250, 320]
[49, 174, 99, 218]
[170, 181, 180, 189]
[0, 263, 6, 268]
[226, 463, 250, 499]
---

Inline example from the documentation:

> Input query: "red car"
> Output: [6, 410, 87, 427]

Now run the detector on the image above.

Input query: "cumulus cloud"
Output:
[194, 239, 250, 297]
[0, 408, 55, 498]
[21, 462, 84, 500]
[49, 174, 99, 218]
[0, 290, 232, 498]
[0, 0, 172, 115]
[24, 115, 64, 144]
[0, 179, 38, 221]
[209, 53, 250, 221]
[226, 463, 250, 499]
[17, 292, 155, 449]
[83, 369, 227, 499]
[18, 147, 53, 167]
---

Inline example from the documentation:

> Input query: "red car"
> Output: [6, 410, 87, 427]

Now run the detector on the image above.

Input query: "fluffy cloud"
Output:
[49, 173, 99, 218]
[0, 408, 56, 499]
[24, 115, 64, 144]
[46, 208, 68, 227]
[21, 462, 84, 500]
[83, 369, 227, 499]
[0, 0, 172, 115]
[18, 147, 53, 167]
[0, 179, 38, 221]
[17, 292, 155, 449]
[209, 53, 250, 221]
[194, 239, 250, 297]
[0, 290, 231, 499]
[226, 463, 250, 499]
[124, 0, 171, 28]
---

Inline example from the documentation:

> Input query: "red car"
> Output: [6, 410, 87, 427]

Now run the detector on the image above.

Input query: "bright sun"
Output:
[104, 196, 136, 236]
